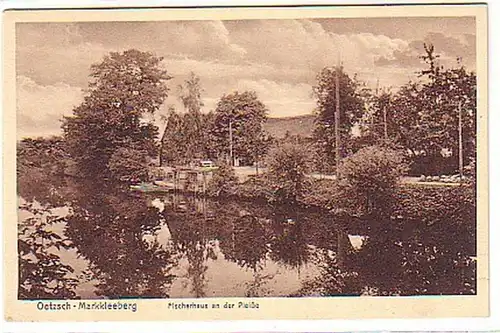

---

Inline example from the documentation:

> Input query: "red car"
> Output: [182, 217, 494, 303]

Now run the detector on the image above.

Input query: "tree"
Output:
[159, 105, 184, 166]
[210, 91, 268, 166]
[17, 136, 68, 176]
[62, 49, 171, 182]
[376, 44, 476, 176]
[417, 45, 476, 174]
[108, 146, 150, 183]
[248, 131, 272, 175]
[177, 72, 206, 162]
[312, 66, 366, 173]
[178, 71, 204, 115]
[159, 73, 217, 166]
[17, 137, 71, 206]
[357, 87, 394, 146]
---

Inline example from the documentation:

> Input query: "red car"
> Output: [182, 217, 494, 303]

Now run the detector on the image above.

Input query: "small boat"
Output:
[130, 181, 174, 193]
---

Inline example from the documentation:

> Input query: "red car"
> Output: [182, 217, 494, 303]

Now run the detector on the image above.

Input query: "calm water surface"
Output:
[17, 175, 476, 299]
[18, 178, 339, 298]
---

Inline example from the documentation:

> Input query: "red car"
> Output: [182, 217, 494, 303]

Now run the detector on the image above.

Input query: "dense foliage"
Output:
[160, 72, 215, 166]
[206, 163, 239, 197]
[62, 49, 171, 183]
[335, 146, 408, 217]
[17, 137, 71, 205]
[210, 91, 269, 166]
[265, 142, 311, 203]
[312, 66, 366, 173]
[18, 202, 78, 299]
[357, 44, 476, 176]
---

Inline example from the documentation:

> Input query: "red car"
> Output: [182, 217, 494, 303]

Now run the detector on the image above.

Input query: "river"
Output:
[17, 175, 476, 299]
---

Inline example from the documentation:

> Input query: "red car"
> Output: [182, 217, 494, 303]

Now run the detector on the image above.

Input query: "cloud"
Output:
[375, 32, 476, 70]
[229, 20, 409, 79]
[78, 20, 248, 62]
[16, 20, 414, 89]
[233, 79, 315, 117]
[421, 32, 476, 61]
[15, 19, 477, 139]
[17, 41, 111, 87]
[16, 20, 250, 88]
[16, 76, 83, 139]
[374, 49, 423, 68]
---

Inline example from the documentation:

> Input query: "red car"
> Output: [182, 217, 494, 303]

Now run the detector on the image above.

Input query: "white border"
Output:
[1, 0, 498, 332]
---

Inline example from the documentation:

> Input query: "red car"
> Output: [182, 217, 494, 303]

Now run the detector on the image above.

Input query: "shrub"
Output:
[236, 175, 273, 200]
[207, 163, 238, 196]
[335, 145, 408, 216]
[265, 143, 311, 202]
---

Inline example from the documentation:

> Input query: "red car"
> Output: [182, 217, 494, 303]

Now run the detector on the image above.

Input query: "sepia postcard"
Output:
[3, 3, 488, 321]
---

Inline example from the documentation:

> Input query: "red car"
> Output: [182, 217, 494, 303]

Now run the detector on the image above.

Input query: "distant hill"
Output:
[263, 114, 315, 139]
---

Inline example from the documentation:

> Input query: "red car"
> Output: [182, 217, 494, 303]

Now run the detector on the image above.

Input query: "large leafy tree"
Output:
[365, 44, 476, 175]
[312, 66, 366, 173]
[416, 44, 476, 170]
[62, 49, 171, 182]
[210, 91, 269, 165]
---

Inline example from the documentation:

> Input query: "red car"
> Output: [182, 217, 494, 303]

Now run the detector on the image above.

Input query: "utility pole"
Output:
[372, 78, 379, 128]
[335, 63, 341, 178]
[376, 78, 389, 142]
[229, 119, 234, 167]
[383, 103, 388, 141]
[458, 99, 464, 179]
[334, 57, 348, 269]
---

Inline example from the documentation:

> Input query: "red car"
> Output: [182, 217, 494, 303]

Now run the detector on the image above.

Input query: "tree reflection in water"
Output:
[162, 194, 218, 298]
[298, 211, 476, 296]
[18, 169, 332, 299]
[18, 173, 179, 299]
[64, 181, 178, 299]
[18, 170, 475, 299]
[162, 196, 325, 297]
[219, 205, 272, 297]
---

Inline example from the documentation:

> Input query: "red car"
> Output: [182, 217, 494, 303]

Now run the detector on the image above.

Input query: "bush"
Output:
[236, 175, 273, 200]
[18, 202, 78, 300]
[336, 145, 408, 216]
[207, 163, 238, 196]
[265, 143, 311, 202]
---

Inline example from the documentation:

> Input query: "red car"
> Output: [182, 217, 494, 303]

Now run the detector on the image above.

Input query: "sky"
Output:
[16, 17, 476, 139]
